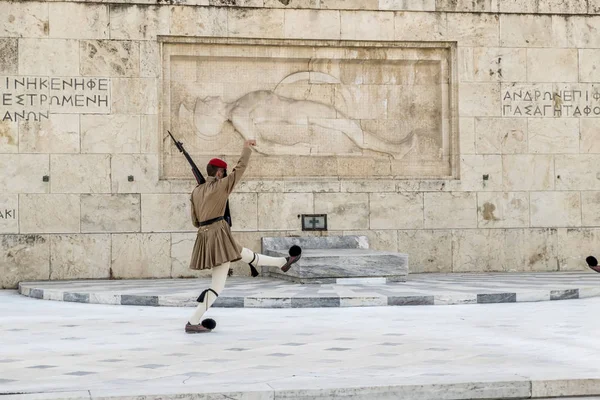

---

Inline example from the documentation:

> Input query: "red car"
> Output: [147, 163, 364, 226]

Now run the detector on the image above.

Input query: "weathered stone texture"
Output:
[0, 2, 49, 38]
[530, 192, 581, 228]
[19, 114, 80, 154]
[477, 192, 529, 228]
[459, 155, 502, 191]
[0, 120, 18, 154]
[398, 229, 452, 273]
[314, 193, 369, 230]
[475, 118, 527, 154]
[111, 155, 170, 193]
[81, 115, 140, 154]
[340, 11, 394, 40]
[0, 38, 17, 74]
[424, 192, 477, 229]
[50, 234, 111, 280]
[0, 194, 19, 234]
[528, 119, 579, 154]
[370, 193, 423, 229]
[170, 6, 227, 36]
[20, 194, 80, 234]
[141, 194, 193, 232]
[80, 40, 140, 77]
[51, 155, 111, 194]
[111, 233, 171, 279]
[258, 193, 313, 230]
[49, 3, 108, 39]
[111, 78, 158, 114]
[81, 194, 141, 233]
[555, 155, 600, 191]
[0, 155, 49, 194]
[109, 4, 169, 40]
[503, 155, 554, 191]
[558, 228, 600, 271]
[228, 8, 285, 38]
[284, 10, 341, 39]
[18, 38, 79, 75]
[0, 235, 49, 289]
[171, 232, 210, 278]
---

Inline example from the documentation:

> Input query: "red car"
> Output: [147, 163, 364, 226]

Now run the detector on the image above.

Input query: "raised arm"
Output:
[223, 140, 256, 193]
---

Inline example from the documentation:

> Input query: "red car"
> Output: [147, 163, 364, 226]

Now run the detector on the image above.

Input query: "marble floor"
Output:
[1, 289, 600, 399]
[18, 272, 600, 308]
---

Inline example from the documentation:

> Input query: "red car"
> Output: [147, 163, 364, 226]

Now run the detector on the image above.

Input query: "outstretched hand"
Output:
[244, 139, 257, 148]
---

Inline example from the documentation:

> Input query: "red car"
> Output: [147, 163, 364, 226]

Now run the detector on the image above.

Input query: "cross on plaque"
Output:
[301, 214, 327, 231]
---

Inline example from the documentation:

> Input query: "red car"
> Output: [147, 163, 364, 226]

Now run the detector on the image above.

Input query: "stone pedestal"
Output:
[262, 236, 408, 284]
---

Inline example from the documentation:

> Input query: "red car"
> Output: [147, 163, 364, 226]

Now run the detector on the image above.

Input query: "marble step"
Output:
[264, 248, 408, 284]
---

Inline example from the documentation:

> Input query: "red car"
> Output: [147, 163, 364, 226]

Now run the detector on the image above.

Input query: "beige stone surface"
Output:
[141, 115, 159, 153]
[381, 0, 435, 10]
[435, 0, 498, 12]
[530, 192, 581, 228]
[0, 120, 18, 153]
[555, 155, 600, 190]
[171, 232, 209, 278]
[475, 117, 527, 154]
[0, 194, 18, 234]
[424, 192, 477, 229]
[0, 235, 49, 289]
[284, 10, 341, 39]
[263, 0, 319, 7]
[18, 39, 79, 75]
[170, 6, 227, 36]
[51, 154, 111, 194]
[579, 49, 600, 82]
[581, 192, 600, 227]
[141, 194, 193, 232]
[527, 49, 579, 83]
[111, 154, 170, 193]
[459, 155, 502, 191]
[459, 117, 475, 155]
[557, 228, 600, 271]
[566, 16, 600, 48]
[81, 194, 141, 233]
[394, 11, 446, 41]
[109, 4, 169, 40]
[228, 8, 284, 38]
[528, 119, 579, 154]
[111, 233, 171, 279]
[0, 154, 49, 194]
[397, 229, 452, 273]
[319, 0, 379, 9]
[452, 229, 506, 272]
[477, 191, 529, 228]
[140, 41, 160, 78]
[340, 180, 396, 192]
[504, 229, 558, 272]
[500, 14, 566, 47]
[19, 114, 80, 154]
[503, 155, 554, 191]
[81, 115, 141, 153]
[314, 193, 369, 230]
[257, 193, 313, 230]
[49, 3, 108, 39]
[0, 2, 48, 38]
[19, 194, 80, 234]
[80, 40, 140, 77]
[284, 181, 340, 193]
[581, 119, 600, 153]
[49, 234, 111, 280]
[112, 78, 158, 114]
[340, 11, 394, 40]
[0, 38, 17, 74]
[343, 229, 398, 252]
[446, 13, 500, 47]
[459, 83, 501, 117]
[500, 0, 587, 13]
[229, 192, 259, 231]
[459, 47, 526, 83]
[369, 192, 423, 229]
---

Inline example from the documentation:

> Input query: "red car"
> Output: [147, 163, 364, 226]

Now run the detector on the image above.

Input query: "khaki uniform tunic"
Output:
[189, 147, 251, 270]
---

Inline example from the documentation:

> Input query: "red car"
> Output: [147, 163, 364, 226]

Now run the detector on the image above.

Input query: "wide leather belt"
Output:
[199, 216, 224, 227]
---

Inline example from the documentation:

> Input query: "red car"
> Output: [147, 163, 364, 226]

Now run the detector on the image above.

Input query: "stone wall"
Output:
[2, 0, 600, 288]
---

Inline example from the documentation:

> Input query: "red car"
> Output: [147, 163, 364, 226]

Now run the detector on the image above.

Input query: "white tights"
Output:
[188, 247, 287, 325]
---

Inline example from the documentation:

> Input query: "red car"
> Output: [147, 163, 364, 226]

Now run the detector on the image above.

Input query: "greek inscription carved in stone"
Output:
[0, 209, 16, 219]
[0, 76, 111, 122]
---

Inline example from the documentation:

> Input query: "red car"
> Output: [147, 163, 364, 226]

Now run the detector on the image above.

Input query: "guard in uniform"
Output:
[186, 139, 301, 333]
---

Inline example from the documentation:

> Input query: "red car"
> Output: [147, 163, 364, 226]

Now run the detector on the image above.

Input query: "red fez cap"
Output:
[208, 158, 227, 169]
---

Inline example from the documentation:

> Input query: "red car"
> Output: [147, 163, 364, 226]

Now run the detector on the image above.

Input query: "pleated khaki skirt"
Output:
[189, 219, 242, 270]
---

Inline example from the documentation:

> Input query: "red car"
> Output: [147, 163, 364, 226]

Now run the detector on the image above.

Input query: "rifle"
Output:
[167, 130, 232, 227]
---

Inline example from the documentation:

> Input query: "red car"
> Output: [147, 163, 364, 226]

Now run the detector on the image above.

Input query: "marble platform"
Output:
[262, 235, 409, 283]
[17, 272, 600, 308]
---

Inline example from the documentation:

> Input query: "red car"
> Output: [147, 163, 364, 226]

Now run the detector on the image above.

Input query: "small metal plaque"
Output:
[301, 214, 327, 231]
